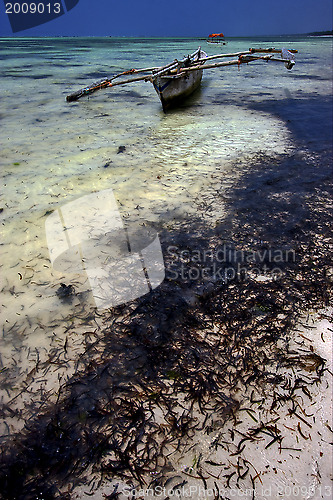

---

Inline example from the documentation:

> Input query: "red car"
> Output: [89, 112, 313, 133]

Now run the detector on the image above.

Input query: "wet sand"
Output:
[0, 36, 332, 499]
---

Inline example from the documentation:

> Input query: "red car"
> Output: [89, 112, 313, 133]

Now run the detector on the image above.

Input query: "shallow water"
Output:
[0, 36, 332, 431]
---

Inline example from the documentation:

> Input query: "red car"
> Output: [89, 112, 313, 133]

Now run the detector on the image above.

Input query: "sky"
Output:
[0, 0, 332, 37]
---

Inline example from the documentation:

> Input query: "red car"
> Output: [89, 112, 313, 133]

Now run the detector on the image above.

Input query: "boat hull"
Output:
[153, 69, 204, 111]
[152, 49, 207, 111]
[207, 40, 227, 45]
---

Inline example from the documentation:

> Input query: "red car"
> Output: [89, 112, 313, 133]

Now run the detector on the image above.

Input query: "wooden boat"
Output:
[66, 47, 298, 111]
[207, 33, 227, 45]
[151, 48, 207, 111]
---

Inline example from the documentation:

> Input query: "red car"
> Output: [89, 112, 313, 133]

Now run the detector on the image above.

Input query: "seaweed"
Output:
[0, 152, 332, 499]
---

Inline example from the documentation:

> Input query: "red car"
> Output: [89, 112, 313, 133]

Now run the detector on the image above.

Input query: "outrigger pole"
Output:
[66, 49, 201, 102]
[66, 48, 297, 102]
[175, 52, 297, 74]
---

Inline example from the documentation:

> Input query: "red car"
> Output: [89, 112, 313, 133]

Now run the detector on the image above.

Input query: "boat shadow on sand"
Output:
[0, 94, 332, 499]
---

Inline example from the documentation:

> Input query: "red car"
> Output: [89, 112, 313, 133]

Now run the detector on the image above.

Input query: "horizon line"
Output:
[1, 30, 332, 39]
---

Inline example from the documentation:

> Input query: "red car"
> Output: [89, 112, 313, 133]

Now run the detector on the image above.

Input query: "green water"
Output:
[0, 36, 332, 432]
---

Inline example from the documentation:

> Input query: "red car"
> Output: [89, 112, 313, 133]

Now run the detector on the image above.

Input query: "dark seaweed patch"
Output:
[33, 75, 54, 80]
[0, 149, 332, 499]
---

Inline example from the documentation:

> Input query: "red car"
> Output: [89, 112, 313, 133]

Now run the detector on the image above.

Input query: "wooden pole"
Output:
[249, 47, 298, 54]
[66, 46, 297, 102]
[195, 48, 297, 65]
[197, 50, 251, 64]
[66, 65, 171, 102]
[66, 48, 202, 102]
[169, 53, 296, 74]
[102, 49, 204, 89]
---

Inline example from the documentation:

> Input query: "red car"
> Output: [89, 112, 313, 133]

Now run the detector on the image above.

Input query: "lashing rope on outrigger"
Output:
[66, 47, 298, 102]
[66, 69, 138, 102]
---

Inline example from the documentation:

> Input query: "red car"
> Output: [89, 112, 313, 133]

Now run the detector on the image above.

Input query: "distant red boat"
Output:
[207, 33, 227, 45]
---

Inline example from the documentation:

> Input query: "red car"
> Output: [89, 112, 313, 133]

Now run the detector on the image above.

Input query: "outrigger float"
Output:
[66, 47, 297, 112]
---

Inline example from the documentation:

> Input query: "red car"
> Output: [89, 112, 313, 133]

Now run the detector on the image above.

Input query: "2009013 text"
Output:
[5, 3, 61, 14]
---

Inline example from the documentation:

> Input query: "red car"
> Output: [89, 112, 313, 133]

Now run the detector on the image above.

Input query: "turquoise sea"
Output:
[0, 36, 332, 486]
